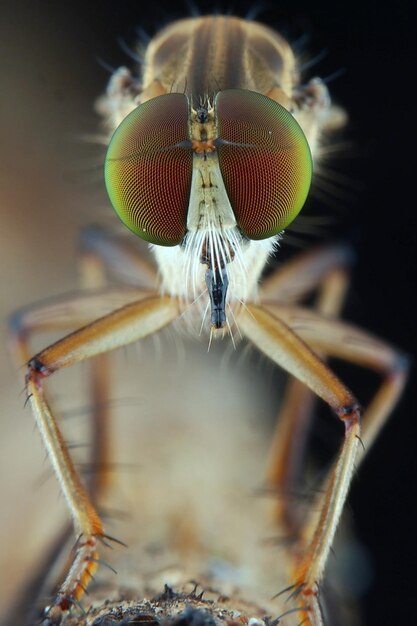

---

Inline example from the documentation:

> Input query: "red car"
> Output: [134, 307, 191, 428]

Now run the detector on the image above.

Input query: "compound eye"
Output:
[105, 93, 193, 246]
[215, 89, 312, 240]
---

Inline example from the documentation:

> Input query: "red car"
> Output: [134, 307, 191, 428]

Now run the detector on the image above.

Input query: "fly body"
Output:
[5, 13, 408, 626]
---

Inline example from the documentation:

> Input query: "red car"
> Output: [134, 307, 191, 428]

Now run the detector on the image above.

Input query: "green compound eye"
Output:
[215, 89, 312, 240]
[104, 93, 193, 246]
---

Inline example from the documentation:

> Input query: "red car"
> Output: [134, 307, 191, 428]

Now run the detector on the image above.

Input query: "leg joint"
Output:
[26, 356, 52, 382]
[390, 352, 411, 376]
[336, 402, 362, 430]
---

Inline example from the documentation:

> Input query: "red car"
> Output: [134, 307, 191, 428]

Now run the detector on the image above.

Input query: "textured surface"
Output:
[105, 94, 192, 245]
[216, 90, 312, 239]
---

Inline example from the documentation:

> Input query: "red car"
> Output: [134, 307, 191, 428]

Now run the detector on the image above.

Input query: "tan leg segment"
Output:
[87, 353, 112, 498]
[260, 244, 353, 304]
[238, 304, 361, 624]
[251, 302, 408, 623]
[79, 233, 121, 502]
[79, 225, 158, 289]
[265, 381, 316, 534]
[25, 295, 179, 624]
[8, 287, 151, 365]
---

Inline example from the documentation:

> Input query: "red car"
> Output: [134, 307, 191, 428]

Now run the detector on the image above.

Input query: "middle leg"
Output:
[262, 245, 352, 536]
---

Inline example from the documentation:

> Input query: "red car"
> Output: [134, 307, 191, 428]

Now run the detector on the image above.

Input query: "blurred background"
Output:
[0, 1, 415, 624]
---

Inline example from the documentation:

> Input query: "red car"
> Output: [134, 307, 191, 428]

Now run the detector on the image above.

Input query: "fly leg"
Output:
[239, 302, 408, 625]
[77, 225, 158, 501]
[78, 225, 157, 290]
[9, 294, 178, 625]
[81, 223, 155, 489]
[7, 225, 160, 623]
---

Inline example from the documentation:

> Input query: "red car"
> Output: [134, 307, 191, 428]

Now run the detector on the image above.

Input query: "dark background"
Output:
[1, 1, 415, 624]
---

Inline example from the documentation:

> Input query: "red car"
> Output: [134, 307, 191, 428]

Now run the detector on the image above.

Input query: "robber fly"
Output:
[6, 14, 408, 626]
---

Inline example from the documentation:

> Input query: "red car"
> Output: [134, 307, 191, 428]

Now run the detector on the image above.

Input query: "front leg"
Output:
[238, 304, 361, 625]
[239, 302, 408, 625]
[24, 295, 178, 624]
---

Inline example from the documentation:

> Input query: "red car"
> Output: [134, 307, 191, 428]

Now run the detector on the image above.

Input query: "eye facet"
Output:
[104, 93, 193, 246]
[215, 89, 312, 240]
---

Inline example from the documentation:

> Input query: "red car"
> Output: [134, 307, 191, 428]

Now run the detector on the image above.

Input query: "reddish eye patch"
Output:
[215, 89, 312, 240]
[105, 93, 193, 246]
